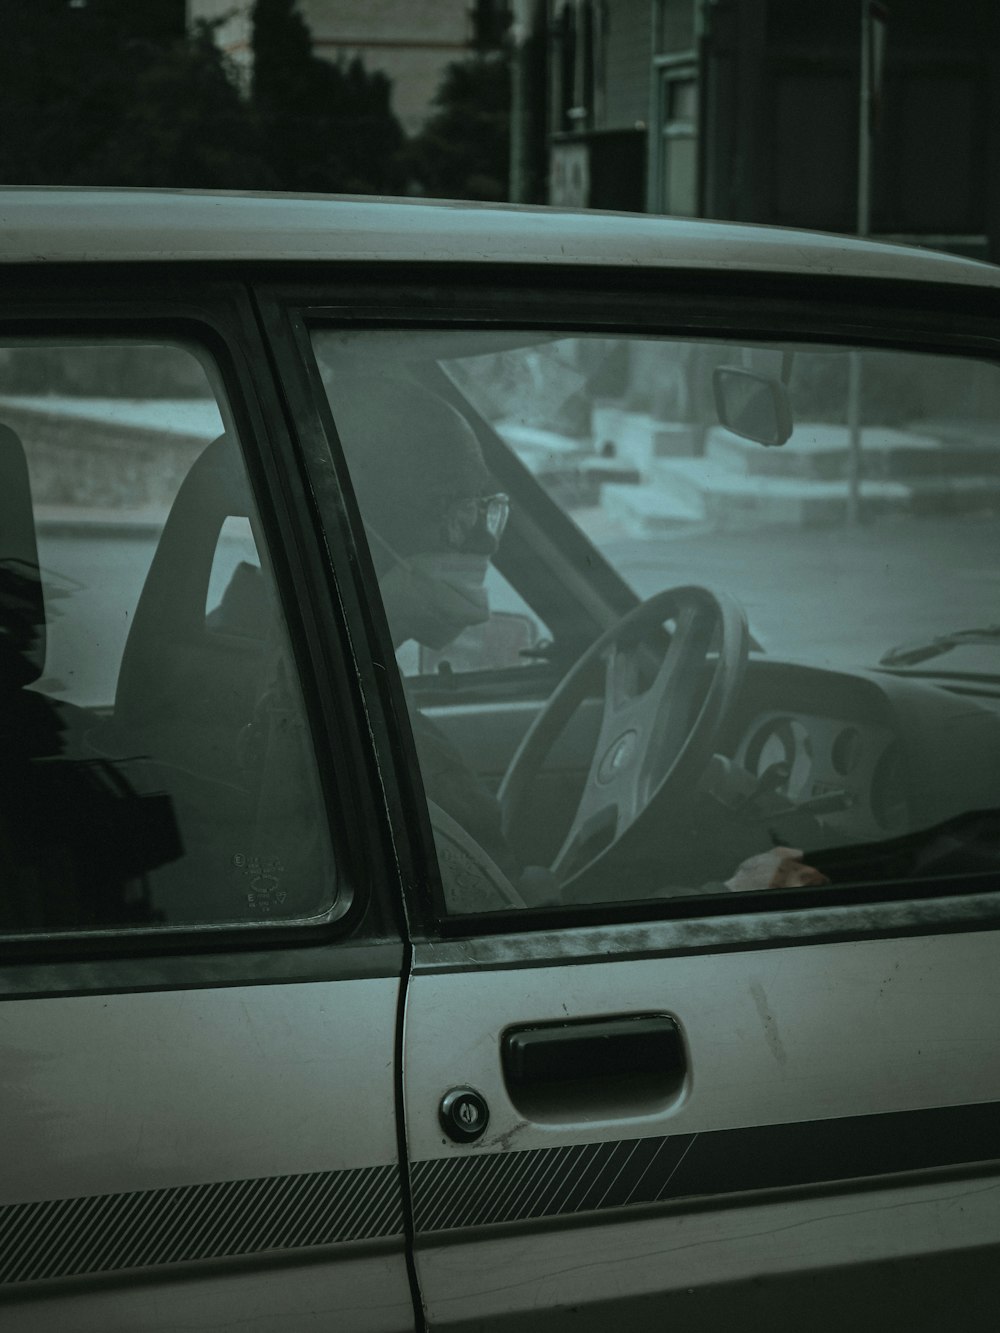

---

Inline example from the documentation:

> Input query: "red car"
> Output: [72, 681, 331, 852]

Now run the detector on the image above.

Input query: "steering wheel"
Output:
[498, 586, 749, 891]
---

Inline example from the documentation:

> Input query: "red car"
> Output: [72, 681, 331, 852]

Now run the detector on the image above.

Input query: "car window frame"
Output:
[260, 264, 1000, 945]
[0, 264, 408, 985]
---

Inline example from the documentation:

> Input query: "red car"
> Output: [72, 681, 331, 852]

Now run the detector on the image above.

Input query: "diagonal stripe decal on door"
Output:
[411, 1134, 692, 1232]
[410, 1099, 1000, 1234]
[0, 1164, 403, 1285]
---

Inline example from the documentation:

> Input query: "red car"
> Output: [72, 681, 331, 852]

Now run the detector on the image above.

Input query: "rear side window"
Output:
[0, 338, 335, 936]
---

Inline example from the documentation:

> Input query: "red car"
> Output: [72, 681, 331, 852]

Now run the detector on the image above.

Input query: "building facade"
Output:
[540, 0, 1000, 260]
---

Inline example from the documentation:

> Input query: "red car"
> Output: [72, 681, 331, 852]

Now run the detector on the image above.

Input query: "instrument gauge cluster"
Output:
[736, 711, 907, 838]
[743, 718, 814, 799]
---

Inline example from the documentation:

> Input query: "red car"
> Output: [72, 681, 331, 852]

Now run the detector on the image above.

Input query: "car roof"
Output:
[2, 186, 998, 289]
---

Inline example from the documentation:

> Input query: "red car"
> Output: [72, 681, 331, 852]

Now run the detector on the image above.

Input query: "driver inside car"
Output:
[333, 377, 829, 909]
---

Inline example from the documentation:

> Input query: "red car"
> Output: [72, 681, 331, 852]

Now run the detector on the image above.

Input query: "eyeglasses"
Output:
[442, 492, 510, 549]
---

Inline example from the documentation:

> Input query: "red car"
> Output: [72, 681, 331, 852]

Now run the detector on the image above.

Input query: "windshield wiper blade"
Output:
[879, 624, 1000, 668]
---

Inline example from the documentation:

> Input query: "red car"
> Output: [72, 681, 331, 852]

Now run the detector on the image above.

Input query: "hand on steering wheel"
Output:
[498, 586, 749, 893]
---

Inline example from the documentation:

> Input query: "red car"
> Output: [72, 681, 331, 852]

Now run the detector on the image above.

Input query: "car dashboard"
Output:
[724, 656, 1000, 874]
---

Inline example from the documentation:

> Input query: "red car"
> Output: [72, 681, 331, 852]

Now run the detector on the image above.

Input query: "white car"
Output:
[1, 189, 999, 1332]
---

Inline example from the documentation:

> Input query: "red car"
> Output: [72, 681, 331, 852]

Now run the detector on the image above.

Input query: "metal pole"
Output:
[509, 31, 525, 203]
[857, 0, 872, 236]
[510, 0, 542, 204]
[848, 1, 865, 522]
[847, 1, 883, 525]
[846, 350, 863, 525]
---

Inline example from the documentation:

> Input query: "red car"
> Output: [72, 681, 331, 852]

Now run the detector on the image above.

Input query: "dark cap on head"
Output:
[333, 377, 489, 560]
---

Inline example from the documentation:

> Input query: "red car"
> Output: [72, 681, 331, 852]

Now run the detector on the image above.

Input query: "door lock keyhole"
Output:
[439, 1087, 489, 1142]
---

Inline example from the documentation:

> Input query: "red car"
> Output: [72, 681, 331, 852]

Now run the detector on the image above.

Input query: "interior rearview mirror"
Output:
[420, 611, 541, 675]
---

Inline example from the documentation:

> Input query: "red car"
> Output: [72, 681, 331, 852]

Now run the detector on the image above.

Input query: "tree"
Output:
[0, 1, 267, 188]
[404, 53, 511, 202]
[251, 0, 314, 105]
[251, 0, 406, 194]
[87, 23, 270, 189]
[0, 0, 406, 194]
[0, 0, 102, 184]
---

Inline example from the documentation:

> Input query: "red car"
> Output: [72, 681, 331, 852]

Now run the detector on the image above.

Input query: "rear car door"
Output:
[0, 277, 413, 1332]
[290, 272, 1000, 1331]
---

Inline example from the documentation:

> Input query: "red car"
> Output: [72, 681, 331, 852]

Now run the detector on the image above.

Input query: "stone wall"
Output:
[0, 398, 220, 518]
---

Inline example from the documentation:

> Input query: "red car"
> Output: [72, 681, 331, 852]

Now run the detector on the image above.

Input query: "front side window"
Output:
[314, 327, 1000, 918]
[0, 337, 335, 936]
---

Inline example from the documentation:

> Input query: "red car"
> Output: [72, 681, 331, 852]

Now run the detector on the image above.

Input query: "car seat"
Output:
[110, 434, 331, 926]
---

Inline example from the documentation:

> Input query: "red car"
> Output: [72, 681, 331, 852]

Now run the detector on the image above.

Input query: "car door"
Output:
[0, 280, 414, 1333]
[402, 925, 1000, 1332]
[289, 273, 1000, 1332]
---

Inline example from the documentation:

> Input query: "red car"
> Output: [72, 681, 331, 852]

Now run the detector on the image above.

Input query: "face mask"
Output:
[373, 534, 491, 650]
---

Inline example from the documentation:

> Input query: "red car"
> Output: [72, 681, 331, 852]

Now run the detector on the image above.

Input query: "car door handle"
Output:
[502, 1014, 683, 1091]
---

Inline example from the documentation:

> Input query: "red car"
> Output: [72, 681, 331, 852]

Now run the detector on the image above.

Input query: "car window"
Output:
[0, 337, 335, 935]
[313, 327, 1000, 918]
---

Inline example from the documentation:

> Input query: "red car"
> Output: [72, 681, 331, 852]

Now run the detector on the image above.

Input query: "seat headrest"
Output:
[114, 434, 257, 724]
